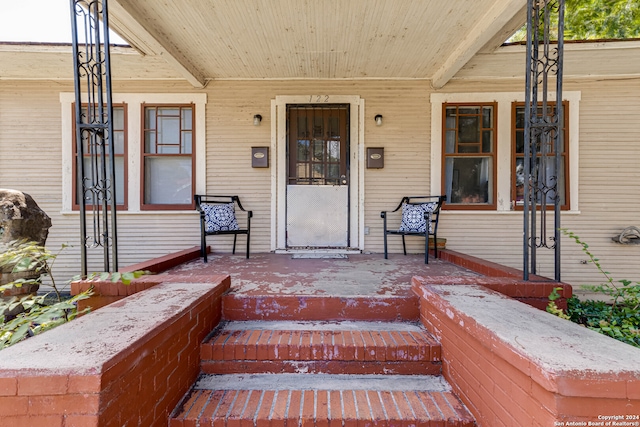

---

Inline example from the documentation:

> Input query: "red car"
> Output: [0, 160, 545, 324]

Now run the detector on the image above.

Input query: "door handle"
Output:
[341, 175, 347, 185]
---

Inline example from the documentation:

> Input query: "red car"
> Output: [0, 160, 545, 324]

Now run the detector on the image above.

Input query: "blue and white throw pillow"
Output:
[398, 202, 437, 234]
[202, 203, 239, 232]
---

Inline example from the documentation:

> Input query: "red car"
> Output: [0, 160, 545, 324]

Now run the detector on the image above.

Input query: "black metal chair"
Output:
[195, 195, 252, 262]
[380, 195, 446, 264]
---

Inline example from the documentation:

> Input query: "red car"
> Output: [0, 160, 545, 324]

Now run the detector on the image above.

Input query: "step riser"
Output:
[171, 388, 475, 427]
[222, 295, 420, 321]
[203, 329, 441, 362]
[202, 360, 442, 376]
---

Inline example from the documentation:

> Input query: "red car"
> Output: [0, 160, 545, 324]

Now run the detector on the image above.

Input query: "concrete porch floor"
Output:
[164, 253, 481, 298]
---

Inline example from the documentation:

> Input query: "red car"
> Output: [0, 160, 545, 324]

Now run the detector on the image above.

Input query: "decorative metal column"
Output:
[523, 0, 565, 281]
[70, 0, 118, 275]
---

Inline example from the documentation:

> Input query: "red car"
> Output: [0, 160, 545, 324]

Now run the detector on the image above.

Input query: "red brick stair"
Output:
[172, 374, 475, 426]
[171, 320, 476, 426]
[201, 321, 442, 375]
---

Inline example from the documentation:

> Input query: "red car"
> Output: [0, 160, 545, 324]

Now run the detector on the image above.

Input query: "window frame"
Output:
[441, 102, 498, 210]
[430, 91, 580, 214]
[511, 100, 570, 211]
[72, 102, 128, 211]
[140, 103, 196, 211]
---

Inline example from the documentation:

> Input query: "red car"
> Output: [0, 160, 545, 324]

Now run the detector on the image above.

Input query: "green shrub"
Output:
[0, 240, 149, 350]
[565, 295, 640, 347]
[547, 229, 640, 348]
[0, 291, 92, 349]
[0, 240, 95, 349]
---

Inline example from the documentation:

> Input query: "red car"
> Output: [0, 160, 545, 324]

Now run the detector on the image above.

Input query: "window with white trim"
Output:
[61, 93, 206, 213]
[141, 104, 195, 210]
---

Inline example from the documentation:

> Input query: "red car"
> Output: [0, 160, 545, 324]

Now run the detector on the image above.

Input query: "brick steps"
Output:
[170, 277, 477, 427]
[170, 319, 476, 426]
[171, 374, 475, 427]
[201, 321, 442, 375]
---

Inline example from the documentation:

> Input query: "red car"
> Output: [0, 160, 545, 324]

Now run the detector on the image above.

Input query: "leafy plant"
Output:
[546, 287, 570, 319]
[547, 229, 640, 348]
[565, 296, 640, 347]
[0, 240, 94, 349]
[0, 241, 53, 290]
[509, 0, 640, 42]
[563, 0, 640, 40]
[0, 240, 150, 349]
[0, 292, 92, 349]
[80, 270, 147, 285]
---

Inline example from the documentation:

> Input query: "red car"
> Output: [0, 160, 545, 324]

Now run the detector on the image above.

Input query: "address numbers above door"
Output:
[308, 95, 331, 103]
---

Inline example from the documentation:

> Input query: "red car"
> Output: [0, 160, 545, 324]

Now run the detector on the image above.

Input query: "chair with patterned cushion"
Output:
[195, 194, 252, 262]
[380, 195, 446, 264]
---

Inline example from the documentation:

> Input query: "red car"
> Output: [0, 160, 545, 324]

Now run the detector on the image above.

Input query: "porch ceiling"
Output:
[108, 0, 527, 87]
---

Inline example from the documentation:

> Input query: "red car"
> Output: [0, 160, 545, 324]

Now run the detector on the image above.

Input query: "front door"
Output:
[286, 105, 349, 247]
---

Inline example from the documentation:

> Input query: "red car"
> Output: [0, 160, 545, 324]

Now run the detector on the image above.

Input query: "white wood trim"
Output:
[274, 98, 287, 250]
[430, 91, 581, 212]
[60, 94, 73, 211]
[270, 98, 278, 251]
[358, 98, 366, 249]
[349, 99, 362, 249]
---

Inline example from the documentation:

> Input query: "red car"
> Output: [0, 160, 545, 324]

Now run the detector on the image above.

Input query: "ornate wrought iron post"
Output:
[70, 0, 118, 275]
[524, 0, 565, 281]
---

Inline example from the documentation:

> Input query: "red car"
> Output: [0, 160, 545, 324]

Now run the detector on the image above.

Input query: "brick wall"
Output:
[0, 276, 230, 427]
[69, 246, 203, 312]
[436, 249, 572, 310]
[416, 275, 572, 311]
[413, 278, 640, 426]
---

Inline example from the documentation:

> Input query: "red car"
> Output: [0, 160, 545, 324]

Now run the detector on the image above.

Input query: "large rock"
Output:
[0, 189, 51, 246]
[0, 189, 51, 297]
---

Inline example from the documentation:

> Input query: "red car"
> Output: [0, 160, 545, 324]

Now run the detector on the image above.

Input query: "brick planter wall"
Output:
[0, 276, 230, 427]
[70, 246, 203, 312]
[415, 275, 572, 311]
[413, 278, 640, 426]
[435, 249, 572, 310]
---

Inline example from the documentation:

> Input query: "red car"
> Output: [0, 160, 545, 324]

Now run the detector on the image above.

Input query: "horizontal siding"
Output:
[0, 84, 64, 198]
[439, 78, 640, 285]
[561, 79, 640, 287]
[2, 77, 640, 287]
[0, 83, 71, 281]
[457, 42, 640, 81]
[357, 81, 430, 255]
[203, 79, 277, 256]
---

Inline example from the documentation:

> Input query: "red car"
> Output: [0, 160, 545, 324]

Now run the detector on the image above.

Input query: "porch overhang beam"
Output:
[431, 0, 527, 89]
[108, 0, 208, 88]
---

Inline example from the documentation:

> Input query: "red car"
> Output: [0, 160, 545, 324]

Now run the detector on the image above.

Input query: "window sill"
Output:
[61, 210, 198, 215]
[442, 209, 581, 215]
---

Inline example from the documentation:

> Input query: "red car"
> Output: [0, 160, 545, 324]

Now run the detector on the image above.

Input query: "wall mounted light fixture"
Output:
[375, 114, 383, 126]
[253, 114, 262, 126]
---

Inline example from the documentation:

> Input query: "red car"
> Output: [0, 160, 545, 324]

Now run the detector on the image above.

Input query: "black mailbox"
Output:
[367, 147, 384, 169]
[252, 147, 269, 168]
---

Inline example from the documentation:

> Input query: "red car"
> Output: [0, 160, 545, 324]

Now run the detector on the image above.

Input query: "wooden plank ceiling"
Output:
[107, 0, 527, 87]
